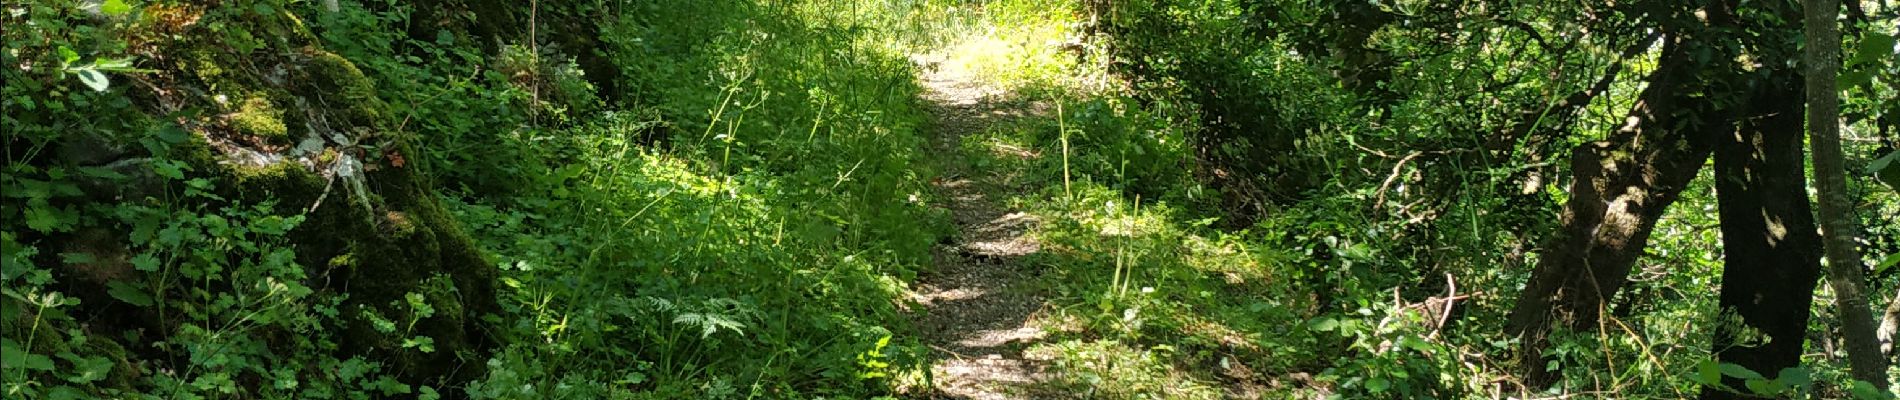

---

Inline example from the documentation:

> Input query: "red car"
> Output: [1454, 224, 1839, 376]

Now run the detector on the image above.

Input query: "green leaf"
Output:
[1867, 252, 1900, 276]
[1364, 377, 1390, 393]
[24, 206, 69, 233]
[1850, 380, 1884, 399]
[1307, 317, 1338, 332]
[1695, 360, 1721, 385]
[372, 375, 411, 395]
[2, 339, 56, 371]
[1398, 335, 1432, 352]
[57, 46, 79, 65]
[106, 281, 153, 307]
[1867, 150, 1898, 174]
[45, 386, 86, 400]
[151, 160, 185, 180]
[74, 69, 109, 92]
[401, 336, 435, 353]
[130, 253, 159, 272]
[1718, 362, 1765, 380]
[335, 357, 371, 381]
[59, 252, 96, 265]
[94, 58, 136, 71]
[192, 371, 236, 394]
[76, 166, 125, 179]
[100, 0, 131, 16]
[1744, 378, 1784, 396]
[1775, 366, 1812, 388]
[57, 353, 113, 384]
[1848, 32, 1896, 68]
[272, 367, 300, 390]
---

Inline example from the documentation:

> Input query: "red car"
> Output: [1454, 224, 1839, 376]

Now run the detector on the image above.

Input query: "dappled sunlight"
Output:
[1023, 339, 1229, 399]
[9, 0, 1896, 398]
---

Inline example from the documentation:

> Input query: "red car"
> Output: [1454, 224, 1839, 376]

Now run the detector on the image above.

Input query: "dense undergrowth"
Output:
[921, 0, 1900, 399]
[431, 2, 951, 397]
[4, 0, 1898, 398]
[4, 0, 952, 398]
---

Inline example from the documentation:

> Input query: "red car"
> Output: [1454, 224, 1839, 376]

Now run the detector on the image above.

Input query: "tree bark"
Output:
[1805, 0, 1889, 387]
[1701, 66, 1824, 400]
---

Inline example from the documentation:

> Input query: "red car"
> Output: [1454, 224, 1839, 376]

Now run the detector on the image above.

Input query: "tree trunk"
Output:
[1805, 0, 1889, 387]
[1505, 33, 1726, 387]
[1701, 67, 1823, 400]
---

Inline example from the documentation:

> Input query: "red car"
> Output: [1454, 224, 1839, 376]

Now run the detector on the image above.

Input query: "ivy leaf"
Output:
[75, 69, 109, 92]
[106, 281, 154, 307]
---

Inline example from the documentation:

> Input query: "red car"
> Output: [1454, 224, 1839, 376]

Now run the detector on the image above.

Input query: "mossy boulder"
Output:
[228, 96, 289, 144]
[7, 0, 568, 394]
[201, 49, 499, 385]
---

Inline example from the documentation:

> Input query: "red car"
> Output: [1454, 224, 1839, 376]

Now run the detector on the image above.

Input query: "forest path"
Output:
[910, 53, 1058, 399]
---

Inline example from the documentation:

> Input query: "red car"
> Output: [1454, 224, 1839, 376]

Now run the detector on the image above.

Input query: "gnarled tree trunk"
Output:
[1506, 2, 1750, 385]
[1505, 34, 1722, 387]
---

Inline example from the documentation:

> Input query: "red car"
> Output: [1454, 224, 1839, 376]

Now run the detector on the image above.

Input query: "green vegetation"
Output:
[2, 0, 1897, 399]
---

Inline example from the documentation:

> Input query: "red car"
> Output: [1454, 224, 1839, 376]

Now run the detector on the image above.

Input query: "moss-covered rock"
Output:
[189, 39, 501, 387]
[228, 96, 289, 144]
[3, 0, 585, 394]
[298, 48, 385, 128]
